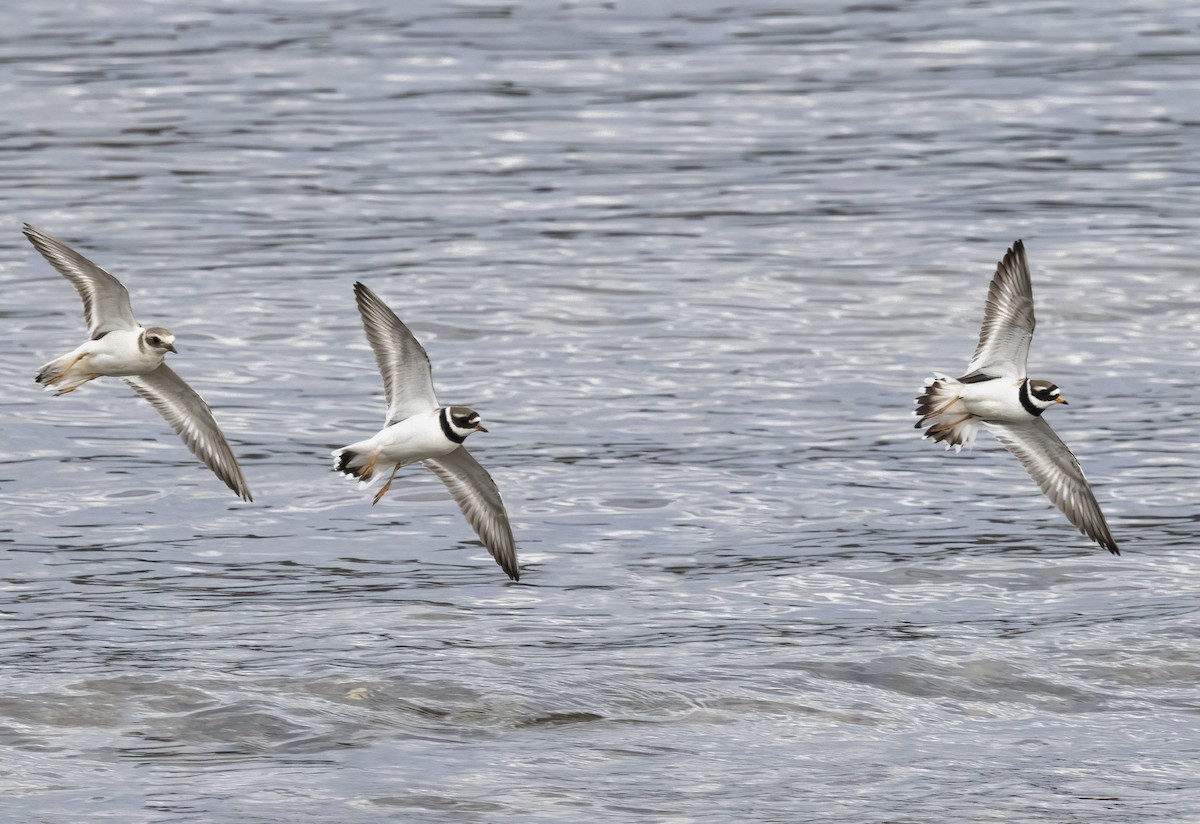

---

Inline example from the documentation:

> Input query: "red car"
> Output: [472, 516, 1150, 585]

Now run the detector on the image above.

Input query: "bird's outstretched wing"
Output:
[964, 240, 1036, 380]
[424, 448, 518, 580]
[353, 282, 440, 425]
[24, 224, 140, 339]
[124, 364, 253, 501]
[987, 417, 1118, 554]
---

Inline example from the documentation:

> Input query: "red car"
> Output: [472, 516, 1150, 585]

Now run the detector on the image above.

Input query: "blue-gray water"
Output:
[1, 2, 1198, 822]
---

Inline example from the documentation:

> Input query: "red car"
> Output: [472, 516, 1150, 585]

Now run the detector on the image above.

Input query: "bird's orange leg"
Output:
[54, 375, 98, 396]
[372, 464, 401, 506]
[47, 353, 88, 388]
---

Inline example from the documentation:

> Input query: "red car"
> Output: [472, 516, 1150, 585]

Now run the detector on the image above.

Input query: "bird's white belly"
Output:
[83, 329, 163, 376]
[370, 412, 459, 464]
[960, 377, 1028, 422]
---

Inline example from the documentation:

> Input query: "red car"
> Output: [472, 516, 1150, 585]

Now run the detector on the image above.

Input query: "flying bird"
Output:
[915, 240, 1118, 554]
[25, 224, 252, 501]
[333, 282, 518, 580]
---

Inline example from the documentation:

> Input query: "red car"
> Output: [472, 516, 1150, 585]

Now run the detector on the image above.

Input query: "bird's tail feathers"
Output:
[36, 353, 77, 386]
[333, 446, 372, 480]
[36, 353, 93, 395]
[915, 373, 979, 451]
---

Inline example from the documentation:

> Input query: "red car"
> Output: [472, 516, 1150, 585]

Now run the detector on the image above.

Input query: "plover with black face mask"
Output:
[915, 240, 1119, 554]
[24, 224, 252, 501]
[333, 282, 518, 581]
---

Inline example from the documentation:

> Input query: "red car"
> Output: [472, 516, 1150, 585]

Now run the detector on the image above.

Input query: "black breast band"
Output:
[439, 407, 466, 444]
[1018, 380, 1044, 417]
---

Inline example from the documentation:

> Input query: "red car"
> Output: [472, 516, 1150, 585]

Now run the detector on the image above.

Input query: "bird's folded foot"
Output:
[51, 374, 97, 396]
[359, 451, 379, 481]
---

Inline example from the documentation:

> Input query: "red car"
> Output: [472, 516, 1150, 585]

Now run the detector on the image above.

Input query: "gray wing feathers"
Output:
[124, 365, 253, 501]
[353, 282, 439, 424]
[424, 448, 518, 580]
[989, 418, 1119, 554]
[966, 240, 1036, 379]
[23, 224, 139, 338]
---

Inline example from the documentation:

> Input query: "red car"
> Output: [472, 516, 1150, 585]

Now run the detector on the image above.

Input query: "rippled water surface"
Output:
[1, 2, 1198, 821]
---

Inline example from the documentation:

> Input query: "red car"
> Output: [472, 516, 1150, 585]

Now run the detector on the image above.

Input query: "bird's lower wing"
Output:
[124, 364, 253, 501]
[423, 448, 518, 580]
[987, 417, 1118, 554]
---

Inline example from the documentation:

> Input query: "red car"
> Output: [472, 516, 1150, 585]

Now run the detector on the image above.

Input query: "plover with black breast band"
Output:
[333, 282, 518, 581]
[915, 240, 1119, 554]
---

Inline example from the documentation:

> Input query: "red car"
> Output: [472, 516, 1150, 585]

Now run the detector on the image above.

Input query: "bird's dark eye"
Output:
[149, 337, 159, 345]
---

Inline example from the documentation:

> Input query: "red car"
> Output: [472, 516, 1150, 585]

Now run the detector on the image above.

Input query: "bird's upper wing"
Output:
[423, 447, 518, 580]
[23, 224, 140, 339]
[987, 417, 1118, 554]
[124, 364, 253, 501]
[353, 282, 439, 425]
[964, 240, 1036, 379]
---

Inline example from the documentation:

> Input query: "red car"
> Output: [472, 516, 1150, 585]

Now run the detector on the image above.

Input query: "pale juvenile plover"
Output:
[333, 282, 518, 581]
[915, 240, 1118, 554]
[24, 224, 252, 501]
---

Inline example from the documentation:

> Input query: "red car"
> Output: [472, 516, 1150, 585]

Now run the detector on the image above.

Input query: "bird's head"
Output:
[144, 327, 177, 354]
[1029, 379, 1067, 409]
[447, 406, 488, 438]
